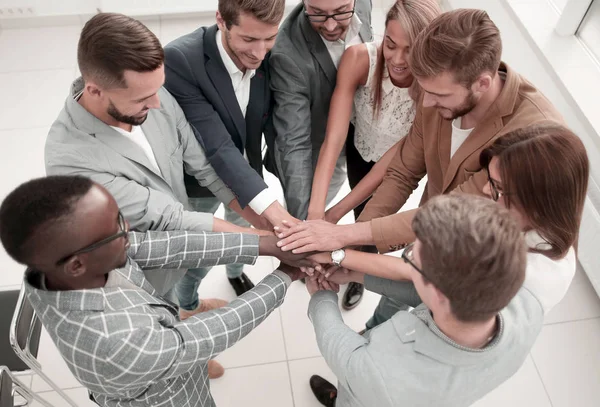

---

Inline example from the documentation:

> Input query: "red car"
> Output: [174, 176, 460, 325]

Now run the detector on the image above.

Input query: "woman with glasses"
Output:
[311, 122, 589, 315]
[306, 0, 441, 223]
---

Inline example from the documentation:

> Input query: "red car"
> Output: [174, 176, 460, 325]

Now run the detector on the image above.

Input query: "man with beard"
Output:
[275, 9, 564, 329]
[44, 13, 282, 377]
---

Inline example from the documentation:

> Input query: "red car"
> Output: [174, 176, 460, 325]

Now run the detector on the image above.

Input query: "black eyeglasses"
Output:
[56, 212, 128, 265]
[401, 243, 425, 276]
[304, 0, 356, 23]
[486, 166, 508, 202]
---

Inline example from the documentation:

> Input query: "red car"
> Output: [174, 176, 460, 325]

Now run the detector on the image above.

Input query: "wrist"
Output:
[307, 207, 325, 220]
[259, 235, 279, 257]
[342, 222, 373, 247]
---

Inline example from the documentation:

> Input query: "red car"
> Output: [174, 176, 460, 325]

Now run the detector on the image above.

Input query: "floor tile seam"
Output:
[543, 315, 600, 327]
[529, 354, 555, 407]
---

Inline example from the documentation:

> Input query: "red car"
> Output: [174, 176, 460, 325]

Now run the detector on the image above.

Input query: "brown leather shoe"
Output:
[208, 360, 225, 379]
[179, 298, 228, 320]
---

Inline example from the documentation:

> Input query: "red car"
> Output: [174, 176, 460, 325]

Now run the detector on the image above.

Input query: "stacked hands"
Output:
[262, 218, 359, 296]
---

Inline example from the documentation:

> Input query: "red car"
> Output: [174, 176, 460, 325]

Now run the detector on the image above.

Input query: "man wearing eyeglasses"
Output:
[303, 194, 544, 407]
[269, 0, 373, 309]
[0, 175, 313, 407]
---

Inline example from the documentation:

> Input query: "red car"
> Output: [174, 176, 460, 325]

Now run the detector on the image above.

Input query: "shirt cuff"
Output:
[248, 187, 278, 215]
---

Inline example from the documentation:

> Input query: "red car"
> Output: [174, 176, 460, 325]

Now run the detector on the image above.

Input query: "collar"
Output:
[381, 68, 395, 94]
[66, 77, 117, 136]
[391, 303, 506, 365]
[320, 13, 362, 46]
[24, 253, 158, 312]
[216, 30, 256, 80]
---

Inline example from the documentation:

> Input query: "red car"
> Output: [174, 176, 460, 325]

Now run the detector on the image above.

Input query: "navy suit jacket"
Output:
[164, 24, 275, 206]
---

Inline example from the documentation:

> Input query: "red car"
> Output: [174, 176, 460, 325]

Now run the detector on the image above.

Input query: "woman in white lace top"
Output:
[308, 0, 441, 222]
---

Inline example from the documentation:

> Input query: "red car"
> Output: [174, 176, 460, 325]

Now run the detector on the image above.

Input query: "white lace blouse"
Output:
[351, 42, 415, 162]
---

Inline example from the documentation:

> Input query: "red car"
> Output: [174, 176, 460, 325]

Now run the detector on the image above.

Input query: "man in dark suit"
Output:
[269, 0, 373, 310]
[164, 0, 293, 312]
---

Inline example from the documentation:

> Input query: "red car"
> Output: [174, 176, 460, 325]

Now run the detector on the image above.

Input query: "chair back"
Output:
[0, 367, 13, 407]
[9, 288, 42, 371]
[9, 285, 77, 407]
[0, 289, 40, 372]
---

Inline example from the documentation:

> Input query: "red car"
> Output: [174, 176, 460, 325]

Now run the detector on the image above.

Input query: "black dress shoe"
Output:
[342, 282, 364, 310]
[228, 272, 255, 296]
[309, 375, 337, 407]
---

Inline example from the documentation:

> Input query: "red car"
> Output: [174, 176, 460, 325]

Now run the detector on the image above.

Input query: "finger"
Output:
[290, 242, 319, 254]
[277, 231, 312, 249]
[280, 237, 316, 252]
[275, 222, 309, 238]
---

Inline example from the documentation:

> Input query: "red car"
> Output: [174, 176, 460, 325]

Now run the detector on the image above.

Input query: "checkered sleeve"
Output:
[126, 230, 259, 270]
[97, 271, 289, 388]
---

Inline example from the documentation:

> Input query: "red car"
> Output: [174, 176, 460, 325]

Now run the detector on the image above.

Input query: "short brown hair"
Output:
[372, 0, 441, 118]
[413, 194, 526, 322]
[480, 123, 589, 259]
[77, 13, 164, 89]
[409, 9, 502, 87]
[219, 0, 286, 29]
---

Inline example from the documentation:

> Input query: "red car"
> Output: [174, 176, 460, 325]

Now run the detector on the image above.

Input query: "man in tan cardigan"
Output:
[275, 8, 563, 329]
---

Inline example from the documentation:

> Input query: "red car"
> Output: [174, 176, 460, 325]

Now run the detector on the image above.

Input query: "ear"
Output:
[432, 285, 451, 311]
[85, 81, 104, 100]
[472, 73, 493, 95]
[63, 255, 87, 279]
[216, 11, 226, 31]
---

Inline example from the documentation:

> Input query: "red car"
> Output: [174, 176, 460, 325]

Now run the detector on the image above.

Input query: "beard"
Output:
[107, 100, 148, 126]
[439, 91, 478, 120]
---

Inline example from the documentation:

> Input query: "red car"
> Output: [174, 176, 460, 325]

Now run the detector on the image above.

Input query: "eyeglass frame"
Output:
[304, 0, 356, 23]
[485, 165, 510, 202]
[56, 212, 128, 265]
[401, 243, 428, 279]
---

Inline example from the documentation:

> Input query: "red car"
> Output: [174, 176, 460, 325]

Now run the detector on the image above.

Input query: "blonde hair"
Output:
[372, 0, 441, 118]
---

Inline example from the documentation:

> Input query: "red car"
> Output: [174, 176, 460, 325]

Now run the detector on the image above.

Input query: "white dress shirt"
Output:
[320, 13, 363, 68]
[110, 125, 162, 176]
[216, 30, 277, 215]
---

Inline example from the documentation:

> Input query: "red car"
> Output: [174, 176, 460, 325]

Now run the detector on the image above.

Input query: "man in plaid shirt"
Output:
[0, 176, 313, 407]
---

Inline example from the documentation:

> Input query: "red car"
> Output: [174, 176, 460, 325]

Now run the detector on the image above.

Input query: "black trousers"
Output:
[345, 124, 376, 220]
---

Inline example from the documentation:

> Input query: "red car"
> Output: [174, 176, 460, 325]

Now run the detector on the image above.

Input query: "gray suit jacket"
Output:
[309, 283, 544, 407]
[164, 25, 275, 206]
[269, 0, 373, 218]
[45, 79, 237, 292]
[25, 230, 292, 407]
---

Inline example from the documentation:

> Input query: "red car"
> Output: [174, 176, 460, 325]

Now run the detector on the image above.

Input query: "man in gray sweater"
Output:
[306, 194, 544, 406]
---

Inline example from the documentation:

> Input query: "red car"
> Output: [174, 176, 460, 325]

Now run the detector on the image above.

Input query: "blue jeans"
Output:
[174, 197, 250, 311]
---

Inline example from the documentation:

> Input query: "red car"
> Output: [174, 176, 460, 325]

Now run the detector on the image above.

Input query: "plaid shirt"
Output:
[25, 231, 291, 407]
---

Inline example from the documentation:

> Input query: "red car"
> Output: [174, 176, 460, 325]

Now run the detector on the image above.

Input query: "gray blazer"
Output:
[25, 230, 292, 407]
[45, 78, 236, 293]
[309, 280, 544, 407]
[164, 24, 275, 206]
[269, 0, 373, 218]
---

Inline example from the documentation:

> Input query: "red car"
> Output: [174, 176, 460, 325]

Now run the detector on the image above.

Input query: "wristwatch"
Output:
[331, 249, 346, 267]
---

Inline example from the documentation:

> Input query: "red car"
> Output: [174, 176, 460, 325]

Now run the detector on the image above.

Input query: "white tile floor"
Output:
[0, 5, 599, 407]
